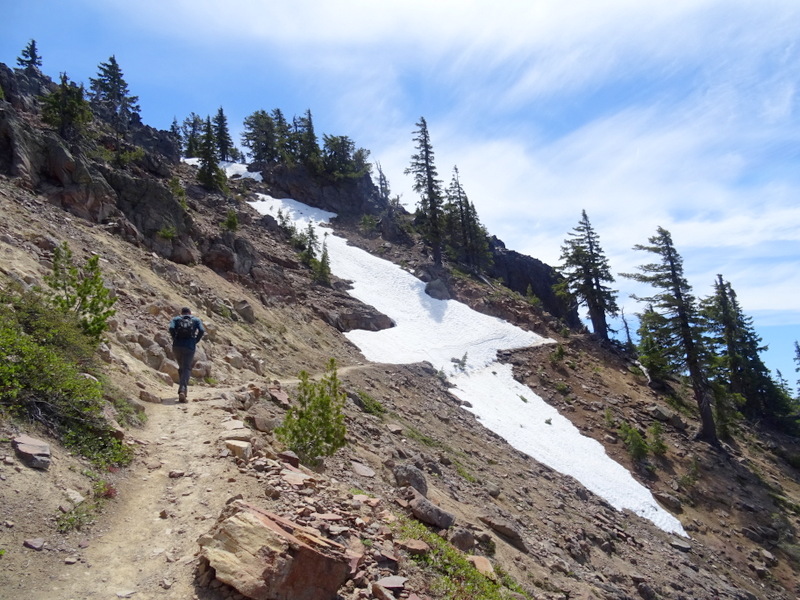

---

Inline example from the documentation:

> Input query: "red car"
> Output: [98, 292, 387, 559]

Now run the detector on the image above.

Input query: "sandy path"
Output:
[22, 390, 246, 600]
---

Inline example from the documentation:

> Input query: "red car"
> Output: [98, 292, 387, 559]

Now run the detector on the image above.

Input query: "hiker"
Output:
[168, 306, 205, 403]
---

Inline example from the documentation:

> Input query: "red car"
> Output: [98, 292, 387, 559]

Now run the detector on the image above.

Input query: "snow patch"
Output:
[249, 194, 688, 537]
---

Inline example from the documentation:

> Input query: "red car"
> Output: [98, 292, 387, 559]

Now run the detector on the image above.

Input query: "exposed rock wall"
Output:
[261, 164, 386, 216]
[488, 239, 580, 327]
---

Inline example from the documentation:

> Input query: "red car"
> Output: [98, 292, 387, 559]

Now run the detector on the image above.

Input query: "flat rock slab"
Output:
[478, 515, 528, 553]
[351, 461, 375, 477]
[13, 435, 51, 469]
[375, 575, 407, 589]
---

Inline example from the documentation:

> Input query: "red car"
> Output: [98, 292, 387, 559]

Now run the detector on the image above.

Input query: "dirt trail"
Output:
[21, 388, 251, 600]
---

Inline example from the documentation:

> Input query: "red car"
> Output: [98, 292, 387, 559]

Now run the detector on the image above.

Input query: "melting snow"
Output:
[249, 192, 687, 537]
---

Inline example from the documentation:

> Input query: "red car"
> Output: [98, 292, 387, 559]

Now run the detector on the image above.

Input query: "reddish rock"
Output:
[199, 501, 352, 600]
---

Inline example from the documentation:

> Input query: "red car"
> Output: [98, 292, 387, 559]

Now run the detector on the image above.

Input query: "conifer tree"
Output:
[322, 135, 371, 180]
[293, 109, 322, 173]
[169, 117, 182, 148]
[557, 210, 618, 341]
[17, 39, 42, 71]
[405, 117, 444, 265]
[89, 55, 140, 131]
[623, 227, 718, 444]
[795, 341, 800, 394]
[271, 108, 293, 164]
[89, 55, 140, 158]
[181, 112, 204, 158]
[42, 73, 92, 140]
[701, 274, 794, 422]
[376, 162, 392, 205]
[197, 117, 225, 191]
[213, 106, 233, 162]
[242, 109, 279, 163]
[442, 167, 490, 272]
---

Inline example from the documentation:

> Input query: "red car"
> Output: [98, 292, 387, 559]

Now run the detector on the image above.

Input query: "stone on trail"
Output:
[199, 500, 352, 600]
[139, 390, 162, 404]
[351, 460, 375, 477]
[13, 435, 51, 469]
[225, 440, 252, 462]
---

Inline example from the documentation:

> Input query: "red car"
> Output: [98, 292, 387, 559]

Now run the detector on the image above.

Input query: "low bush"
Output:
[0, 276, 129, 468]
[276, 359, 347, 465]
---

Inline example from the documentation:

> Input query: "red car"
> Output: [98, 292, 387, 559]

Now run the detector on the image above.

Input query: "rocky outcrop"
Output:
[261, 164, 386, 216]
[0, 103, 119, 222]
[100, 165, 200, 264]
[488, 238, 580, 327]
[198, 500, 352, 600]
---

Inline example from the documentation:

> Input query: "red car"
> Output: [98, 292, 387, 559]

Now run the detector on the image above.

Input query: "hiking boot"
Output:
[178, 391, 187, 403]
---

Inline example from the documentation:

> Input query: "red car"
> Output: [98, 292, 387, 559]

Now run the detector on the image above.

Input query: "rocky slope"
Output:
[0, 65, 799, 600]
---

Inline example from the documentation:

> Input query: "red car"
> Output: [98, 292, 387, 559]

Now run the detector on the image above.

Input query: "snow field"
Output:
[249, 193, 687, 537]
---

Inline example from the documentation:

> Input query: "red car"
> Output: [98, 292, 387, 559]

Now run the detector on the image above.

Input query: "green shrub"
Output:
[618, 421, 648, 460]
[156, 225, 176, 240]
[360, 214, 377, 233]
[276, 359, 347, 465]
[549, 344, 565, 364]
[168, 177, 188, 210]
[647, 422, 667, 456]
[356, 390, 385, 416]
[44, 242, 117, 339]
[0, 283, 129, 468]
[222, 209, 239, 232]
[394, 516, 532, 600]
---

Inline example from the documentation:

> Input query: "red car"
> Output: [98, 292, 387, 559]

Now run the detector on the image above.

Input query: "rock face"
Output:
[199, 500, 351, 600]
[488, 239, 580, 327]
[261, 164, 386, 216]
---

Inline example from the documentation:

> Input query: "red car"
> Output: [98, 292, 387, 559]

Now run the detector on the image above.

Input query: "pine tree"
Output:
[42, 73, 92, 140]
[169, 117, 182, 148]
[213, 106, 233, 162]
[794, 341, 800, 395]
[197, 117, 225, 191]
[376, 162, 392, 205]
[701, 274, 794, 422]
[322, 134, 371, 180]
[271, 108, 293, 164]
[293, 109, 322, 173]
[17, 39, 42, 71]
[242, 109, 279, 163]
[405, 117, 444, 266]
[557, 210, 618, 341]
[89, 55, 140, 158]
[181, 112, 204, 158]
[442, 167, 490, 272]
[623, 227, 718, 444]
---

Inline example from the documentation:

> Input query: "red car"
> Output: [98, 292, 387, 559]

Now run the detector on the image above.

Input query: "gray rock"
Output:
[393, 464, 428, 497]
[450, 527, 475, 551]
[409, 493, 455, 529]
[478, 515, 528, 552]
[13, 435, 51, 469]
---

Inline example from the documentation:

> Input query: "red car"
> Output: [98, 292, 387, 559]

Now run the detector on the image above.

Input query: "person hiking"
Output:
[168, 306, 205, 403]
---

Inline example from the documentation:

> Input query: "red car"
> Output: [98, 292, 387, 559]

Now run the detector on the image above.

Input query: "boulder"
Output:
[393, 464, 428, 497]
[478, 515, 528, 553]
[198, 501, 352, 600]
[409, 492, 455, 529]
[13, 435, 51, 469]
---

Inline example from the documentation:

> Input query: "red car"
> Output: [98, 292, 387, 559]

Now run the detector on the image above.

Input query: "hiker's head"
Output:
[181, 307, 191, 315]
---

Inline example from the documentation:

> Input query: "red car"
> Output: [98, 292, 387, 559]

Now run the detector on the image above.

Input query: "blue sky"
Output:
[3, 0, 799, 389]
